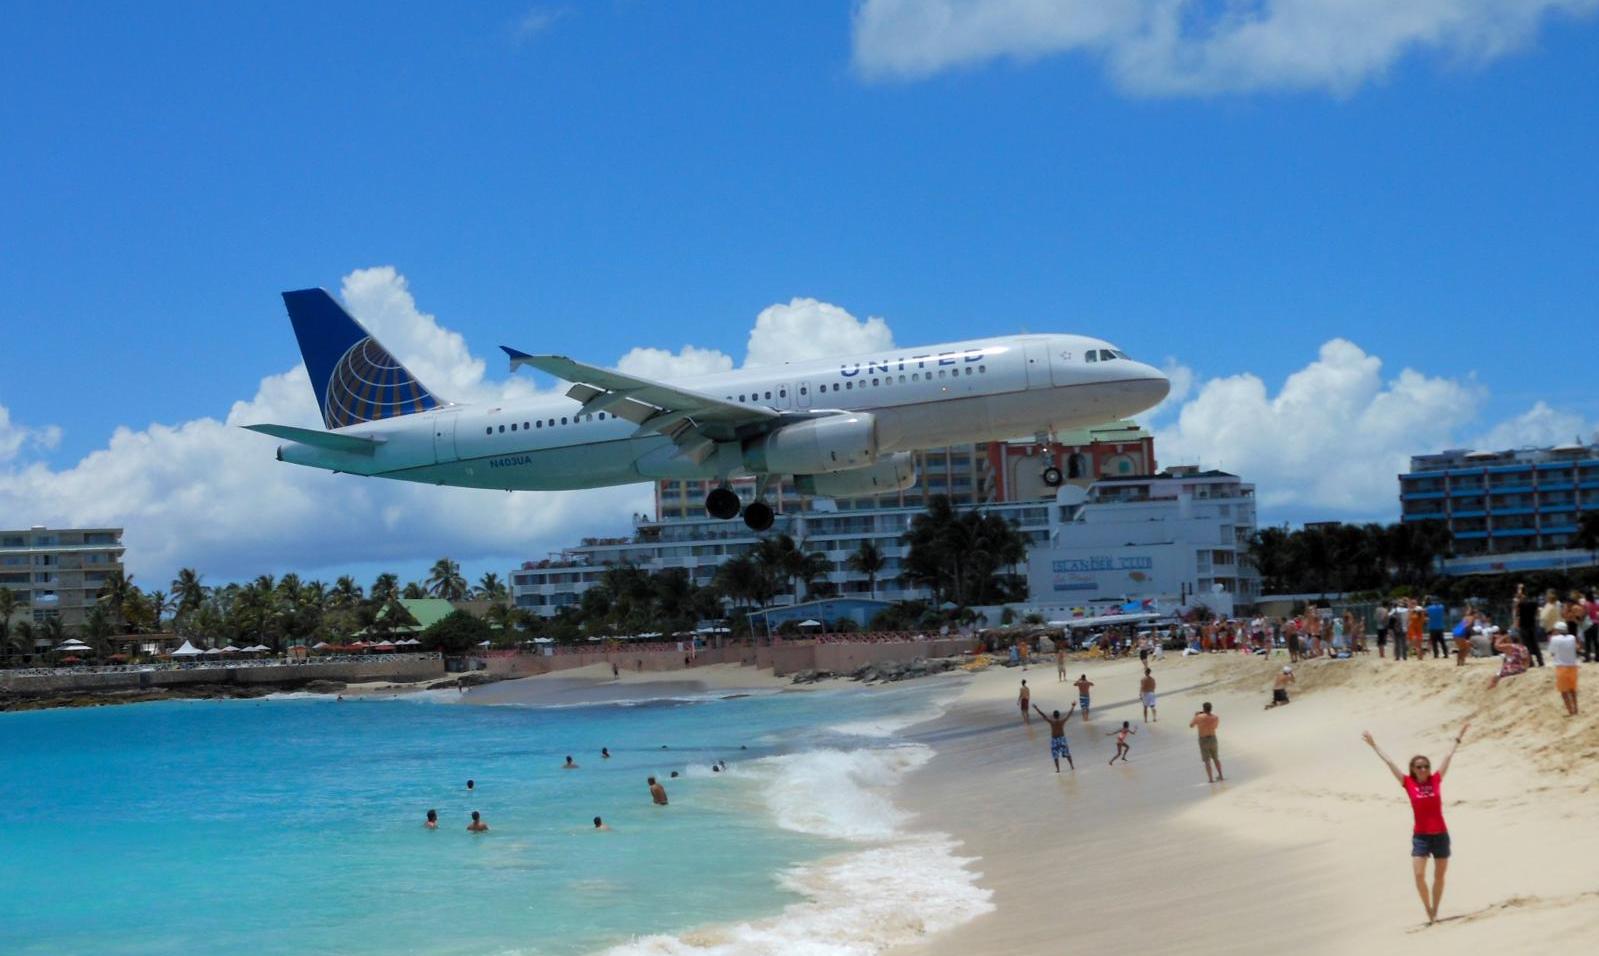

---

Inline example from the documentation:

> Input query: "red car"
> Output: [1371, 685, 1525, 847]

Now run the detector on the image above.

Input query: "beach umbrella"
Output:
[311, 641, 331, 650]
[221, 645, 241, 653]
[203, 647, 226, 655]
[55, 640, 92, 653]
[797, 619, 823, 627]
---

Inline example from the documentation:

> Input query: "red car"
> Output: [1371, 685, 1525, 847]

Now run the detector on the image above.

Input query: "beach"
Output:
[890, 651, 1599, 956]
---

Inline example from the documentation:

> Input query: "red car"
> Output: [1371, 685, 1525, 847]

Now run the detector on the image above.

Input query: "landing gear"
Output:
[743, 500, 774, 532]
[1041, 465, 1063, 487]
[705, 487, 740, 520]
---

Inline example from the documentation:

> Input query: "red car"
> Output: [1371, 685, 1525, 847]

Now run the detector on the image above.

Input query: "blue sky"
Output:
[3, 1, 1597, 588]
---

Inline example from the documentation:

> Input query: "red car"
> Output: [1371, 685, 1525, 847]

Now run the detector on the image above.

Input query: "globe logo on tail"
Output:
[323, 337, 440, 428]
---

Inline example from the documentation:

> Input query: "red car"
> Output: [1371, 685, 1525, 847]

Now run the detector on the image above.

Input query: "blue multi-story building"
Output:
[1400, 442, 1599, 568]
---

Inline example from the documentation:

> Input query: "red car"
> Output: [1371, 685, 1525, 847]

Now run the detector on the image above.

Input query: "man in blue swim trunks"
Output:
[1073, 675, 1095, 718]
[1033, 702, 1077, 772]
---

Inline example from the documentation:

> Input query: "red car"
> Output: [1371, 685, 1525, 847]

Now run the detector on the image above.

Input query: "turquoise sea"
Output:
[0, 680, 989, 955]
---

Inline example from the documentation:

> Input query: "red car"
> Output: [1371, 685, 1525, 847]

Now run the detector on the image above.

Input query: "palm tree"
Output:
[98, 570, 139, 633]
[401, 581, 428, 600]
[476, 572, 508, 602]
[12, 619, 36, 662]
[171, 568, 205, 623]
[331, 575, 363, 608]
[80, 605, 114, 656]
[846, 541, 887, 599]
[0, 587, 17, 662]
[426, 558, 468, 601]
[147, 589, 172, 633]
[370, 573, 399, 605]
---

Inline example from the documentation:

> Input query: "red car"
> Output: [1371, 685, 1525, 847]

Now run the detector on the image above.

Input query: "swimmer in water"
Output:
[670, 770, 679, 778]
[563, 756, 579, 769]
[601, 747, 611, 759]
[467, 811, 489, 833]
[466, 779, 475, 791]
[425, 809, 438, 829]
[649, 776, 669, 806]
[593, 816, 611, 831]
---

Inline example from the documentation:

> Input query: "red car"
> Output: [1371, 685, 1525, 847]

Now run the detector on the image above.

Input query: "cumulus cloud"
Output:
[745, 298, 895, 368]
[1153, 338, 1596, 518]
[852, 0, 1599, 95]
[0, 405, 62, 462]
[1471, 401, 1598, 451]
[616, 344, 735, 381]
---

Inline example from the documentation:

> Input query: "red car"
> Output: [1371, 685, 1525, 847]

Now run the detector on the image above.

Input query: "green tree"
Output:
[846, 540, 887, 599]
[402, 581, 428, 600]
[370, 573, 399, 605]
[97, 570, 139, 634]
[0, 588, 18, 663]
[420, 609, 494, 654]
[171, 568, 205, 625]
[426, 558, 468, 601]
[901, 497, 1028, 606]
[476, 572, 508, 602]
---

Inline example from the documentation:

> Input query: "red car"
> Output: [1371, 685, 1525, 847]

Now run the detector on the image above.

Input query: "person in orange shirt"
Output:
[1406, 600, 1426, 660]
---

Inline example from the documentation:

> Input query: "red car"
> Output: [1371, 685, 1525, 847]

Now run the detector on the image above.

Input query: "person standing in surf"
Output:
[1361, 723, 1469, 924]
[1018, 680, 1031, 723]
[1074, 674, 1094, 718]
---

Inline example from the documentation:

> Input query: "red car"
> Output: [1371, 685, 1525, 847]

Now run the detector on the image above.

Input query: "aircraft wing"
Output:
[502, 347, 779, 454]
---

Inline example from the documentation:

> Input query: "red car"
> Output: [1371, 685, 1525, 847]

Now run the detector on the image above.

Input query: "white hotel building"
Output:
[510, 437, 1259, 618]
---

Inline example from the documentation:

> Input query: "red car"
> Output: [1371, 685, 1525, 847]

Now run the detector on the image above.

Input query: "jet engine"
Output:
[743, 412, 878, 474]
[794, 453, 917, 497]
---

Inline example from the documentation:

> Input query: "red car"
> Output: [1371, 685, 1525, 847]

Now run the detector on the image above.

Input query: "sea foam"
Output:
[597, 725, 992, 953]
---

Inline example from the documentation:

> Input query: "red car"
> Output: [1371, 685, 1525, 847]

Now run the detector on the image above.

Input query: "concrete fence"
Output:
[479, 638, 977, 679]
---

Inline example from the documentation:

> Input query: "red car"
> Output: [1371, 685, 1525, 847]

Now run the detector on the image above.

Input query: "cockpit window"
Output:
[1085, 351, 1099, 363]
[1092, 349, 1125, 361]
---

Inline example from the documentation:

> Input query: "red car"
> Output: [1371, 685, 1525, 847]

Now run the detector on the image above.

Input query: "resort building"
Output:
[511, 444, 1258, 621]
[1024, 467, 1260, 618]
[0, 526, 125, 632]
[652, 421, 1155, 519]
[1400, 441, 1599, 573]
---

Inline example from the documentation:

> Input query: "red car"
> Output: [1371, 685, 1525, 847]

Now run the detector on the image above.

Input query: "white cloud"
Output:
[852, 0, 1599, 95]
[617, 344, 735, 381]
[1137, 357, 1194, 423]
[1471, 400, 1598, 451]
[1153, 338, 1597, 518]
[0, 405, 62, 462]
[511, 6, 566, 45]
[745, 298, 895, 368]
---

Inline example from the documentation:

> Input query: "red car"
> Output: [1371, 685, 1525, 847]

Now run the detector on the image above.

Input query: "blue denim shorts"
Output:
[1411, 832, 1451, 858]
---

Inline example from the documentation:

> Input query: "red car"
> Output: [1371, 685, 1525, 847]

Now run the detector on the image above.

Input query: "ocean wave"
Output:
[597, 836, 992, 955]
[595, 738, 992, 954]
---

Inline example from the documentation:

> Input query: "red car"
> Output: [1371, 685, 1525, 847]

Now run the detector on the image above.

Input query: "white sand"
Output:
[891, 652, 1599, 956]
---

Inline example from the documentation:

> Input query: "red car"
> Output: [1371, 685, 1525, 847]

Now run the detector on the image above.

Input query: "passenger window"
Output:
[779, 389, 786, 397]
[523, 421, 530, 429]
[535, 420, 542, 428]
[598, 412, 605, 420]
[586, 414, 593, 422]
[764, 391, 771, 400]
[938, 369, 946, 378]
[485, 427, 492, 435]
[898, 375, 906, 384]
[964, 367, 972, 375]
[511, 423, 517, 431]
[979, 365, 986, 373]
[799, 387, 807, 395]
[739, 394, 746, 402]
[846, 381, 853, 390]
[548, 419, 555, 427]
[561, 417, 568, 425]
[498, 425, 505, 433]
[871, 378, 879, 386]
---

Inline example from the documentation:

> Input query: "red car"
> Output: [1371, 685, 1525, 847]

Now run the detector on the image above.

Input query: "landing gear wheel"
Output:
[706, 487, 741, 520]
[743, 500, 775, 532]
[1041, 466, 1064, 487]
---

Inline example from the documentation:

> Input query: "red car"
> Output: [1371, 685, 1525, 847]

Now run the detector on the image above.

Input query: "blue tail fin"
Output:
[281, 288, 445, 429]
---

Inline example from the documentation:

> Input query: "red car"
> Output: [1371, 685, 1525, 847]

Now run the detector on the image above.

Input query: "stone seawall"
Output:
[481, 639, 977, 680]
[1, 657, 446, 697]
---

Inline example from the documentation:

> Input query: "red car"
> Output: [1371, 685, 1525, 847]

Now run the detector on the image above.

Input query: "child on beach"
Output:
[1488, 631, 1529, 689]
[1074, 675, 1094, 717]
[1107, 721, 1136, 764]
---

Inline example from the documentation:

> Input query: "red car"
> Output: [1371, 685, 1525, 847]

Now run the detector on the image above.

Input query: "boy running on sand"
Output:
[1033, 703, 1077, 772]
[1074, 675, 1095, 717]
[1107, 721, 1136, 764]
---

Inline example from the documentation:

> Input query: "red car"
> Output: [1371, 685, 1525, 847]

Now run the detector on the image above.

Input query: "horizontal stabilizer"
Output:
[243, 424, 382, 455]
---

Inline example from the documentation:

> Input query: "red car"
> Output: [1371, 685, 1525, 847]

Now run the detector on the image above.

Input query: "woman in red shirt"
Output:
[1361, 722, 1469, 924]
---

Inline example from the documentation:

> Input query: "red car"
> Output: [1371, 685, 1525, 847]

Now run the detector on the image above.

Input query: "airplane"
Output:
[245, 289, 1171, 531]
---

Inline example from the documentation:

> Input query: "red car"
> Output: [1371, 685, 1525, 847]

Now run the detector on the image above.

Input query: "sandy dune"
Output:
[893, 651, 1598, 956]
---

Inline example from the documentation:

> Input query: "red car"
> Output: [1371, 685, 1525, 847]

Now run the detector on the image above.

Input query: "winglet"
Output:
[501, 345, 539, 373]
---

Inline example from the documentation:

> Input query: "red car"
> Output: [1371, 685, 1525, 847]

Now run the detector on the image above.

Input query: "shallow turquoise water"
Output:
[0, 683, 951, 955]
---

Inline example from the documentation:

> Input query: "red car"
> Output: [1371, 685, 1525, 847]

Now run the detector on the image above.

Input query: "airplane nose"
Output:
[1133, 362, 1170, 406]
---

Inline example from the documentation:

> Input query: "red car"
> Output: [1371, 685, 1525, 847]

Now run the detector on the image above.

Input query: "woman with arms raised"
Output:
[1361, 722, 1469, 924]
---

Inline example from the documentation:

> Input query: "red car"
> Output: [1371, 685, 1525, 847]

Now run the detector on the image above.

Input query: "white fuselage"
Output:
[274, 333, 1169, 491]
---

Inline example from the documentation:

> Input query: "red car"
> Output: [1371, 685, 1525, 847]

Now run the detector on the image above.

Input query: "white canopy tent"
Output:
[172, 641, 204, 657]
